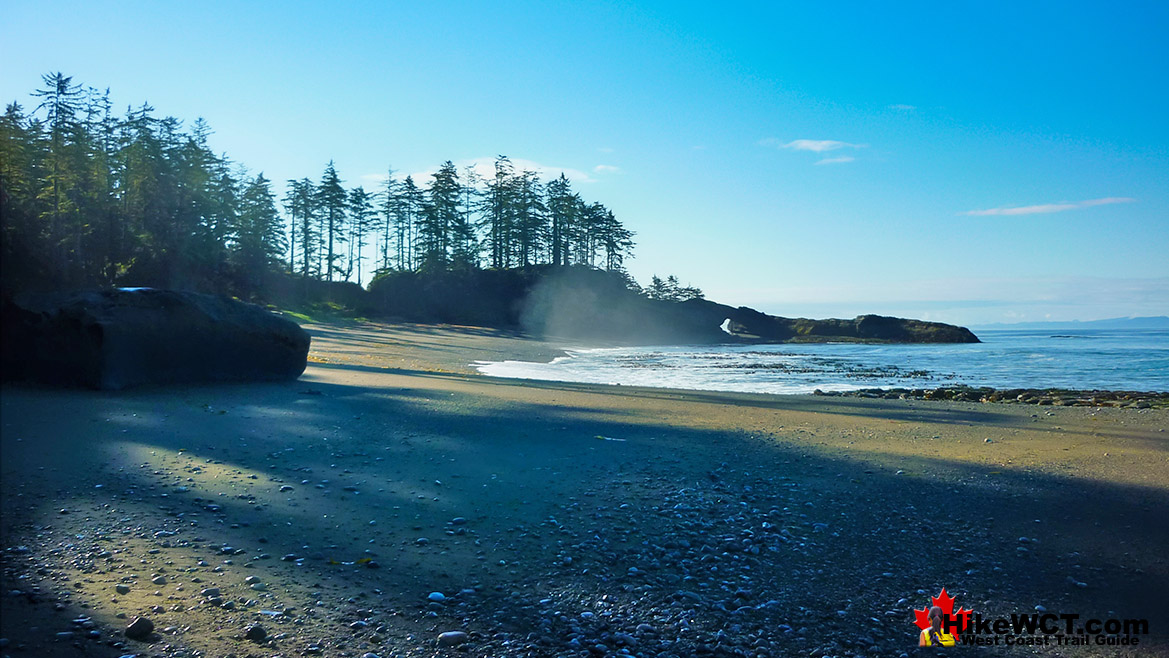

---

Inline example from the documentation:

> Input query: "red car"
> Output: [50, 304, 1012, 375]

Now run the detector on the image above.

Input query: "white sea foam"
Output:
[473, 329, 1169, 394]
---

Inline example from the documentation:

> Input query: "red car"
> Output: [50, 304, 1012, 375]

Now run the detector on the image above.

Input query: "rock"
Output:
[124, 616, 154, 640]
[437, 630, 469, 647]
[427, 591, 445, 602]
[151, 576, 167, 585]
[115, 584, 130, 594]
[244, 624, 267, 642]
[200, 587, 220, 598]
[2, 289, 310, 389]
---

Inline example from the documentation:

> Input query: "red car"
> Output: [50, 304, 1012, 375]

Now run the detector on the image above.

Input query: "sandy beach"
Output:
[2, 320, 1167, 657]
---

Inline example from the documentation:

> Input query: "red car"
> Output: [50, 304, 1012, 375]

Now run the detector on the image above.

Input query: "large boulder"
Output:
[2, 289, 310, 389]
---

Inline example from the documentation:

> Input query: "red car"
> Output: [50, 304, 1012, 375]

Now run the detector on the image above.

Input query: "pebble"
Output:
[437, 630, 469, 646]
[244, 624, 267, 642]
[115, 584, 131, 594]
[151, 575, 166, 585]
[201, 587, 220, 597]
[427, 591, 445, 602]
[124, 617, 154, 640]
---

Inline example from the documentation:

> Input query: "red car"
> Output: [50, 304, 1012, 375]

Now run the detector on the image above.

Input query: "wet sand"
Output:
[2, 320, 1167, 657]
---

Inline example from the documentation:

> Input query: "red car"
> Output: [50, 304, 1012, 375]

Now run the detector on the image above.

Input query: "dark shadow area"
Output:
[2, 371, 1167, 657]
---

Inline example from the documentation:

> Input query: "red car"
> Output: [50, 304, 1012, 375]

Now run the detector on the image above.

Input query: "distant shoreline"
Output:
[296, 320, 1169, 406]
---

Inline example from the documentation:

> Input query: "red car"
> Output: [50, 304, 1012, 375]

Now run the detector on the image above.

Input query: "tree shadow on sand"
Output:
[2, 367, 1166, 656]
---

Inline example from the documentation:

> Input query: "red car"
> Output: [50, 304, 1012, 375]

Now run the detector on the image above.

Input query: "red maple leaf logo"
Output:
[914, 587, 971, 636]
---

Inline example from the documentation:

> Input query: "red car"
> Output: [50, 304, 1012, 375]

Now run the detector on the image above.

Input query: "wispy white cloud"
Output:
[597, 147, 615, 154]
[888, 104, 916, 111]
[815, 156, 855, 165]
[1079, 197, 1137, 207]
[360, 173, 390, 185]
[963, 197, 1136, 216]
[760, 138, 868, 153]
[593, 164, 620, 174]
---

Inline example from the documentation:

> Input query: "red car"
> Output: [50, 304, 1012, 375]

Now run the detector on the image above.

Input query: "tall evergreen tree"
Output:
[546, 173, 577, 266]
[0, 103, 46, 286]
[283, 178, 318, 278]
[514, 169, 546, 267]
[399, 175, 422, 271]
[31, 72, 84, 283]
[482, 156, 515, 269]
[234, 173, 285, 290]
[347, 185, 374, 285]
[316, 161, 347, 281]
[418, 161, 460, 271]
[376, 168, 398, 273]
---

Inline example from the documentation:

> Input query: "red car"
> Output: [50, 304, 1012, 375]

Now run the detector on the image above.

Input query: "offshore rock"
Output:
[2, 289, 309, 389]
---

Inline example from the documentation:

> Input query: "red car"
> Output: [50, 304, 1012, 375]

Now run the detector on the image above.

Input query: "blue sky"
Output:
[3, 1, 1167, 325]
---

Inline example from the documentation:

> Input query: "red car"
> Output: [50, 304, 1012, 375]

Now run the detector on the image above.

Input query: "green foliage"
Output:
[646, 274, 704, 302]
[1, 73, 640, 306]
[317, 161, 347, 282]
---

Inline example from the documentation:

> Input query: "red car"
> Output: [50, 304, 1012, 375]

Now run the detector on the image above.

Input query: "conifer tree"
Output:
[32, 72, 84, 282]
[418, 161, 460, 271]
[317, 161, 347, 281]
[283, 178, 318, 278]
[482, 156, 515, 269]
[377, 168, 398, 273]
[347, 186, 374, 285]
[399, 176, 422, 271]
[235, 173, 285, 289]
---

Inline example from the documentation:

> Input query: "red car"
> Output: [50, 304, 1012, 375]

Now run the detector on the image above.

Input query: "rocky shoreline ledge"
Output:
[816, 385, 1169, 408]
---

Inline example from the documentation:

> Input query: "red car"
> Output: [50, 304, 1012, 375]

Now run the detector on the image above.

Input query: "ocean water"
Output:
[474, 329, 1169, 394]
